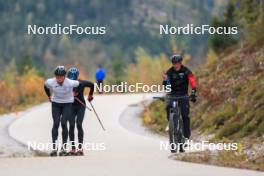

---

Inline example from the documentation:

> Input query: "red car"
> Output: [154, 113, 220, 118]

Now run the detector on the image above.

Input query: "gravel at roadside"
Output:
[0, 113, 34, 158]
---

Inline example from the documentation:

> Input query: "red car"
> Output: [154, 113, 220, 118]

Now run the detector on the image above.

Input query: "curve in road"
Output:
[1, 94, 262, 176]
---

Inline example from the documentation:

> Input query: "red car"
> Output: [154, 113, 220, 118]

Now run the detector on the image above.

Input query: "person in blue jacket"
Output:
[95, 65, 106, 94]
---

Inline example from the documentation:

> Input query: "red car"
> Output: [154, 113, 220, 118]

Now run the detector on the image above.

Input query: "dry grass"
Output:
[0, 68, 46, 114]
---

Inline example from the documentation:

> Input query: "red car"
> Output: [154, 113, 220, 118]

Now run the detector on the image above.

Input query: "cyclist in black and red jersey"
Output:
[162, 55, 197, 141]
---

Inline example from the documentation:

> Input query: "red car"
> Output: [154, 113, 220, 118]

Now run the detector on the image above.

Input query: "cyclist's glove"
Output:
[190, 88, 197, 103]
[88, 95, 93, 102]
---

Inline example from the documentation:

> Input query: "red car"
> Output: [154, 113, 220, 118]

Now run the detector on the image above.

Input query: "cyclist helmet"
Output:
[67, 67, 79, 80]
[171, 55, 183, 64]
[54, 66, 67, 76]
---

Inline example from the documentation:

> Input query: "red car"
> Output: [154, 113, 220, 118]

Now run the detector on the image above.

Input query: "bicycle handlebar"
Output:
[153, 95, 189, 101]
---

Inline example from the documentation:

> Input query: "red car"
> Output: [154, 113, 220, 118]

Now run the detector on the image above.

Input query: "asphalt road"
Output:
[0, 94, 263, 176]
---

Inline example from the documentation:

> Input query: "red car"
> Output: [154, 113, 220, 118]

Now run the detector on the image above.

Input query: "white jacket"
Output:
[45, 78, 79, 103]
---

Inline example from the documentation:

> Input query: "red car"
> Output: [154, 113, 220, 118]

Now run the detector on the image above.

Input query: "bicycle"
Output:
[153, 95, 189, 153]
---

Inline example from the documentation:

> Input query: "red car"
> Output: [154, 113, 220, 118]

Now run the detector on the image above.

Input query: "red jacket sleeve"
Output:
[188, 73, 197, 89]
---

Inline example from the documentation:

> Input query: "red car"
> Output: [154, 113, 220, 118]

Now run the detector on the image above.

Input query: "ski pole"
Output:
[74, 97, 92, 111]
[75, 97, 106, 131]
[89, 101, 106, 131]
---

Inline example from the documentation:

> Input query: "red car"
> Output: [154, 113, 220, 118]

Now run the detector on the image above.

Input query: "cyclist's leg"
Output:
[61, 103, 72, 149]
[69, 106, 77, 150]
[97, 80, 103, 93]
[51, 102, 62, 150]
[166, 101, 172, 121]
[180, 99, 190, 138]
[76, 106, 85, 149]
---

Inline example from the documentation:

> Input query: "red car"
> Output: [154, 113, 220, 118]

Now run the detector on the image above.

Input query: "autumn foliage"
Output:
[125, 48, 171, 85]
[0, 67, 46, 114]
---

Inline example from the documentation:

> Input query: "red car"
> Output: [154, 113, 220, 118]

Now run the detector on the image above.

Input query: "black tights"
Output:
[51, 102, 72, 150]
[69, 106, 85, 149]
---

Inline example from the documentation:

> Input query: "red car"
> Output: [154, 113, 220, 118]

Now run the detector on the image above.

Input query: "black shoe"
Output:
[179, 147, 185, 153]
[179, 143, 185, 153]
[68, 149, 77, 156]
[171, 149, 177, 153]
[76, 149, 84, 156]
[50, 151, 57, 157]
[59, 150, 68, 156]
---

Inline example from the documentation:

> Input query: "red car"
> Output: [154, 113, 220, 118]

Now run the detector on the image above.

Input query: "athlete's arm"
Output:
[188, 72, 197, 102]
[44, 85, 51, 97]
[162, 70, 170, 86]
[82, 80, 94, 96]
[44, 81, 51, 102]
[44, 79, 52, 96]
[187, 73, 197, 89]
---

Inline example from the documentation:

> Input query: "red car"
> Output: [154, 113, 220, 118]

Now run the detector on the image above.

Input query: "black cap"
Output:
[171, 55, 183, 64]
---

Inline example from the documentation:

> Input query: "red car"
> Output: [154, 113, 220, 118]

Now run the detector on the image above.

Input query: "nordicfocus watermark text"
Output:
[27, 24, 106, 35]
[160, 24, 238, 35]
[94, 82, 171, 93]
[27, 141, 106, 151]
[160, 140, 238, 152]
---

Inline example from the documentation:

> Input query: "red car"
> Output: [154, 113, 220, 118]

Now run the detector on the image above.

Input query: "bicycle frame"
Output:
[153, 95, 189, 153]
